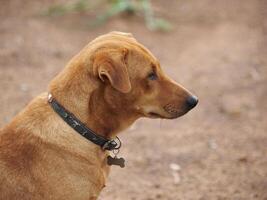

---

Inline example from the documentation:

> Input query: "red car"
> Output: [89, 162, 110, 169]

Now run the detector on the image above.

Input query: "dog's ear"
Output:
[93, 48, 131, 93]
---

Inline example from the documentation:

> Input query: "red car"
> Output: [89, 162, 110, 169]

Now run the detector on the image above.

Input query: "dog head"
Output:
[91, 32, 198, 120]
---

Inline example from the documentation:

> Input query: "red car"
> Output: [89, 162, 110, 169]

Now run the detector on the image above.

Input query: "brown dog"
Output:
[0, 32, 197, 200]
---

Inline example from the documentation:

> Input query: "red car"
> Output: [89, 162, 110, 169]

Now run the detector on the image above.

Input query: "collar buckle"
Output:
[102, 136, 122, 151]
[102, 140, 118, 151]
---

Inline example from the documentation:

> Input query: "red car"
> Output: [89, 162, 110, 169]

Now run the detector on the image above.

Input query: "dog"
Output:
[0, 32, 198, 200]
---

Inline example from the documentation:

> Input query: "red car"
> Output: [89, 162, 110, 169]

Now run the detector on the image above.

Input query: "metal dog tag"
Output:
[107, 155, 125, 168]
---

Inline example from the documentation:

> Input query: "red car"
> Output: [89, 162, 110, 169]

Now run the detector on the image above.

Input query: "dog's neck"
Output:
[49, 65, 139, 138]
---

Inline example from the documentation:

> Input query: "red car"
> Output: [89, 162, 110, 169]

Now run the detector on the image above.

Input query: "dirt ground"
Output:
[0, 0, 267, 199]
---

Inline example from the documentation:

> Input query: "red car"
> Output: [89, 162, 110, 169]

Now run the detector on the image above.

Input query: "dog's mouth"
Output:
[147, 112, 163, 118]
[147, 110, 186, 119]
[141, 104, 190, 119]
[145, 106, 190, 119]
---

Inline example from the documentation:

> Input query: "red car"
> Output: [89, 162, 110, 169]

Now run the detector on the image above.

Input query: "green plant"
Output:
[44, 0, 172, 31]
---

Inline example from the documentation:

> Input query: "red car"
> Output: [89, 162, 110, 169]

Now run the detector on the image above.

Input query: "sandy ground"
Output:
[0, 0, 267, 199]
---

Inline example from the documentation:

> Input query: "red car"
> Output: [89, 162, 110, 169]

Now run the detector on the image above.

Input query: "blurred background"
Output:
[0, 0, 266, 199]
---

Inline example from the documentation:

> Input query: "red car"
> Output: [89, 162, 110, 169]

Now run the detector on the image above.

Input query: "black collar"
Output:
[47, 93, 121, 151]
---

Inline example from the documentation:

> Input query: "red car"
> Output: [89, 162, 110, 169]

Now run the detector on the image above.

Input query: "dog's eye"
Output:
[147, 72, 157, 80]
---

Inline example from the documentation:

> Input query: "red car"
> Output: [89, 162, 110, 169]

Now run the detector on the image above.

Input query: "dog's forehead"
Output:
[88, 32, 160, 75]
[92, 32, 158, 61]
[133, 44, 158, 63]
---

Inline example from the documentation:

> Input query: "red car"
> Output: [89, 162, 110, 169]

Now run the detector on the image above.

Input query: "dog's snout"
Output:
[186, 95, 198, 109]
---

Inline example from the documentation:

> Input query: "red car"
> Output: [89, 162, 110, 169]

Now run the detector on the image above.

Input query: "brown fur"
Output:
[0, 32, 196, 199]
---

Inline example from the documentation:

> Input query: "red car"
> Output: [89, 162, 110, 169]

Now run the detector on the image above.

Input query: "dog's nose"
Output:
[186, 95, 198, 109]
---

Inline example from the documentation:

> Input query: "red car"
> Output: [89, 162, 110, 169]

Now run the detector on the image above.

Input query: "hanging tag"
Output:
[107, 155, 125, 168]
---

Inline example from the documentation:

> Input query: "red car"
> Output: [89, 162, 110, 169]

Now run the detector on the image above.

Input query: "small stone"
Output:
[238, 156, 248, 163]
[20, 84, 28, 92]
[208, 139, 218, 150]
[219, 95, 244, 117]
[169, 163, 181, 171]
